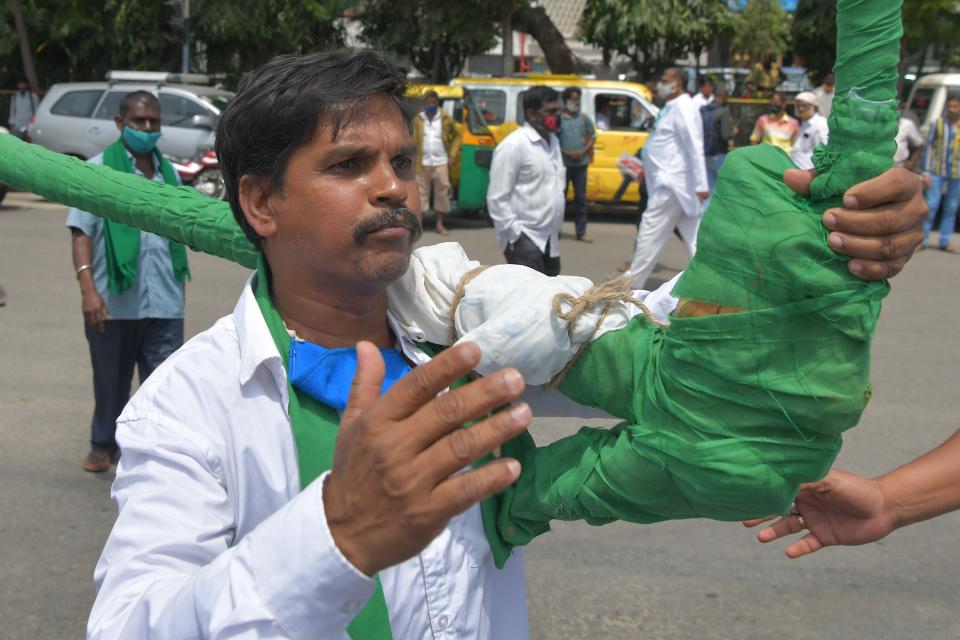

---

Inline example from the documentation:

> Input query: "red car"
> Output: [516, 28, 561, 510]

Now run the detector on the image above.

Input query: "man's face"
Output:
[702, 83, 714, 97]
[115, 100, 161, 133]
[255, 93, 422, 288]
[770, 95, 785, 114]
[948, 99, 960, 121]
[565, 92, 581, 111]
[425, 96, 439, 112]
[795, 100, 815, 120]
[824, 74, 836, 89]
[528, 98, 561, 135]
[16, 81, 28, 94]
[661, 70, 680, 94]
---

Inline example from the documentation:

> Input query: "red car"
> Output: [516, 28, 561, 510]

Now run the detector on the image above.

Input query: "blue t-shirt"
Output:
[558, 112, 595, 167]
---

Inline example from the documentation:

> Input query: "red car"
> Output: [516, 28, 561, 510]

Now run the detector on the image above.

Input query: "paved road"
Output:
[1, 191, 958, 639]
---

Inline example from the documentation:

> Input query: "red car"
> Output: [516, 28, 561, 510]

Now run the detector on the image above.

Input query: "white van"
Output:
[28, 71, 234, 160]
[905, 73, 960, 138]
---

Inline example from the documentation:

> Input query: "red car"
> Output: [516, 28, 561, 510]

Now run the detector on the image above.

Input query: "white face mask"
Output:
[656, 81, 676, 100]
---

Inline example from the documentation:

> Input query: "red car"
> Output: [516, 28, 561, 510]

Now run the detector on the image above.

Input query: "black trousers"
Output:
[504, 233, 560, 276]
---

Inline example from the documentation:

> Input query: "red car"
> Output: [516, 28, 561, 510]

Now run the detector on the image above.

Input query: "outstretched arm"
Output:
[745, 429, 960, 558]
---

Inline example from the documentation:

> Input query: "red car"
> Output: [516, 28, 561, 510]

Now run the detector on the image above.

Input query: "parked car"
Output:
[27, 71, 234, 161]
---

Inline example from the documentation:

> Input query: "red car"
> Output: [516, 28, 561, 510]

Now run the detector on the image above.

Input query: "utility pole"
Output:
[181, 0, 191, 73]
[9, 0, 40, 90]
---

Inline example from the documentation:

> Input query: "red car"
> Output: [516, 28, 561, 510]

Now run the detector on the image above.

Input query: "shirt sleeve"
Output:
[485, 139, 525, 243]
[66, 206, 101, 237]
[750, 116, 764, 143]
[88, 415, 375, 640]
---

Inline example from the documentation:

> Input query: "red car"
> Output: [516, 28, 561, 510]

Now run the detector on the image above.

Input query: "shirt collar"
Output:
[233, 271, 432, 389]
[522, 121, 550, 144]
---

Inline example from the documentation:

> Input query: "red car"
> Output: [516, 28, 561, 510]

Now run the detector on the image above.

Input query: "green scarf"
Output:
[252, 256, 531, 639]
[102, 139, 190, 293]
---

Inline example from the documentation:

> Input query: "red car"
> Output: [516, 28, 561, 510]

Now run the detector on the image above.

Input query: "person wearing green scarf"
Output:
[66, 91, 190, 473]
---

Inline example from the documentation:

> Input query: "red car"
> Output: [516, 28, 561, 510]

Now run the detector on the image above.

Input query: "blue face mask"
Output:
[122, 126, 161, 154]
[287, 340, 413, 412]
[425, 105, 438, 116]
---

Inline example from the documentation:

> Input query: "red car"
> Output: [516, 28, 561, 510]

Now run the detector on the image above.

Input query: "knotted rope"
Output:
[447, 268, 669, 390]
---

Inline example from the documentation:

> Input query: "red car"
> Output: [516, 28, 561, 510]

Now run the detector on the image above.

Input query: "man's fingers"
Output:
[429, 458, 522, 521]
[756, 515, 806, 543]
[742, 514, 779, 528]
[783, 168, 816, 196]
[827, 228, 923, 262]
[418, 402, 532, 480]
[341, 341, 386, 423]
[784, 533, 825, 559]
[847, 256, 910, 281]
[842, 167, 919, 210]
[381, 342, 482, 420]
[823, 205, 925, 237]
[405, 367, 526, 451]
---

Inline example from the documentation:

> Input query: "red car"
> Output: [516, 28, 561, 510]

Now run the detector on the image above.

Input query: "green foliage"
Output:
[732, 0, 791, 63]
[791, 0, 835, 79]
[579, 0, 735, 80]
[358, 0, 506, 83]
[0, 0, 347, 88]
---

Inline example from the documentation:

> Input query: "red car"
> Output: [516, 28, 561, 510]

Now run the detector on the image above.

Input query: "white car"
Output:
[27, 71, 234, 160]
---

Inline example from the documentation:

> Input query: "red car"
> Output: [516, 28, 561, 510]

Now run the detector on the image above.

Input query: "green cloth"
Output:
[101, 139, 190, 292]
[495, 0, 902, 546]
[252, 256, 392, 640]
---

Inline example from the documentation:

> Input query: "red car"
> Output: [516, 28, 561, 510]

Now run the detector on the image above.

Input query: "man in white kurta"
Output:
[625, 67, 709, 289]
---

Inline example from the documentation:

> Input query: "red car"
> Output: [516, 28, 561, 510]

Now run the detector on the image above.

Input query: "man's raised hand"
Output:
[323, 341, 530, 576]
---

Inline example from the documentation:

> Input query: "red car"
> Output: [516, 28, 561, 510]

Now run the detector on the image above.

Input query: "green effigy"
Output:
[0, 0, 902, 545]
[495, 0, 902, 545]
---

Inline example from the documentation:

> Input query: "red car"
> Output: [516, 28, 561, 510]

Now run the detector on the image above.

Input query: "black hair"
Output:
[523, 85, 560, 117]
[119, 90, 159, 116]
[947, 93, 960, 103]
[423, 89, 439, 100]
[699, 77, 713, 87]
[561, 86, 581, 101]
[216, 48, 421, 248]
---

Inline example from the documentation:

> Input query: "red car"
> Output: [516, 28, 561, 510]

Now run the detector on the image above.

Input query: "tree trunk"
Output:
[511, 3, 582, 74]
[9, 0, 40, 90]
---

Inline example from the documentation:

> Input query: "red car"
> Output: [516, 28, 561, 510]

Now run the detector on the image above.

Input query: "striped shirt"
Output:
[922, 117, 960, 179]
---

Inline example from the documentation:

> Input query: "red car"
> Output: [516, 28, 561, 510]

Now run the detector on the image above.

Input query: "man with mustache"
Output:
[63, 44, 928, 638]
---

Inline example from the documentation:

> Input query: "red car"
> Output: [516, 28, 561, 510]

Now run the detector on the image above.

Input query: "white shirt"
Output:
[88, 242, 680, 639]
[691, 92, 714, 109]
[486, 123, 566, 257]
[894, 116, 924, 166]
[641, 93, 709, 217]
[420, 112, 448, 167]
[813, 85, 835, 119]
[8, 90, 38, 132]
[89, 276, 531, 640]
[791, 113, 830, 170]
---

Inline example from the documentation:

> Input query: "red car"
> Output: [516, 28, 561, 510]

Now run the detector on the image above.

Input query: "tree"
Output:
[791, 0, 835, 80]
[360, 0, 506, 83]
[732, 0, 791, 64]
[580, 0, 735, 80]
[9, 0, 39, 88]
[511, 2, 582, 74]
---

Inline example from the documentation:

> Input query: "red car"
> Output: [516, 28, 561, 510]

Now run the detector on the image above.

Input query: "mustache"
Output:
[353, 207, 423, 243]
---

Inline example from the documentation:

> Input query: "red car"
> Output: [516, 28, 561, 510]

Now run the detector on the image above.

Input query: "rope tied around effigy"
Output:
[447, 267, 668, 390]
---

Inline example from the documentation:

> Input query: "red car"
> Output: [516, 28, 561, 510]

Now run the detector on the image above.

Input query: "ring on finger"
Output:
[789, 502, 800, 516]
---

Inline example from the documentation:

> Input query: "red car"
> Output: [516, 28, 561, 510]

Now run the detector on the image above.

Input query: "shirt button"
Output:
[436, 614, 450, 631]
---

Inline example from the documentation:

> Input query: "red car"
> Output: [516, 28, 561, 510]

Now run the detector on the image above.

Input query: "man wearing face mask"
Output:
[623, 67, 708, 289]
[487, 86, 566, 275]
[750, 92, 800, 155]
[413, 90, 460, 235]
[65, 91, 189, 472]
[558, 87, 596, 242]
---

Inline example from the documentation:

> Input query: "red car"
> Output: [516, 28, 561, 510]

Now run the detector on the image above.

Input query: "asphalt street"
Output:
[1, 191, 958, 639]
